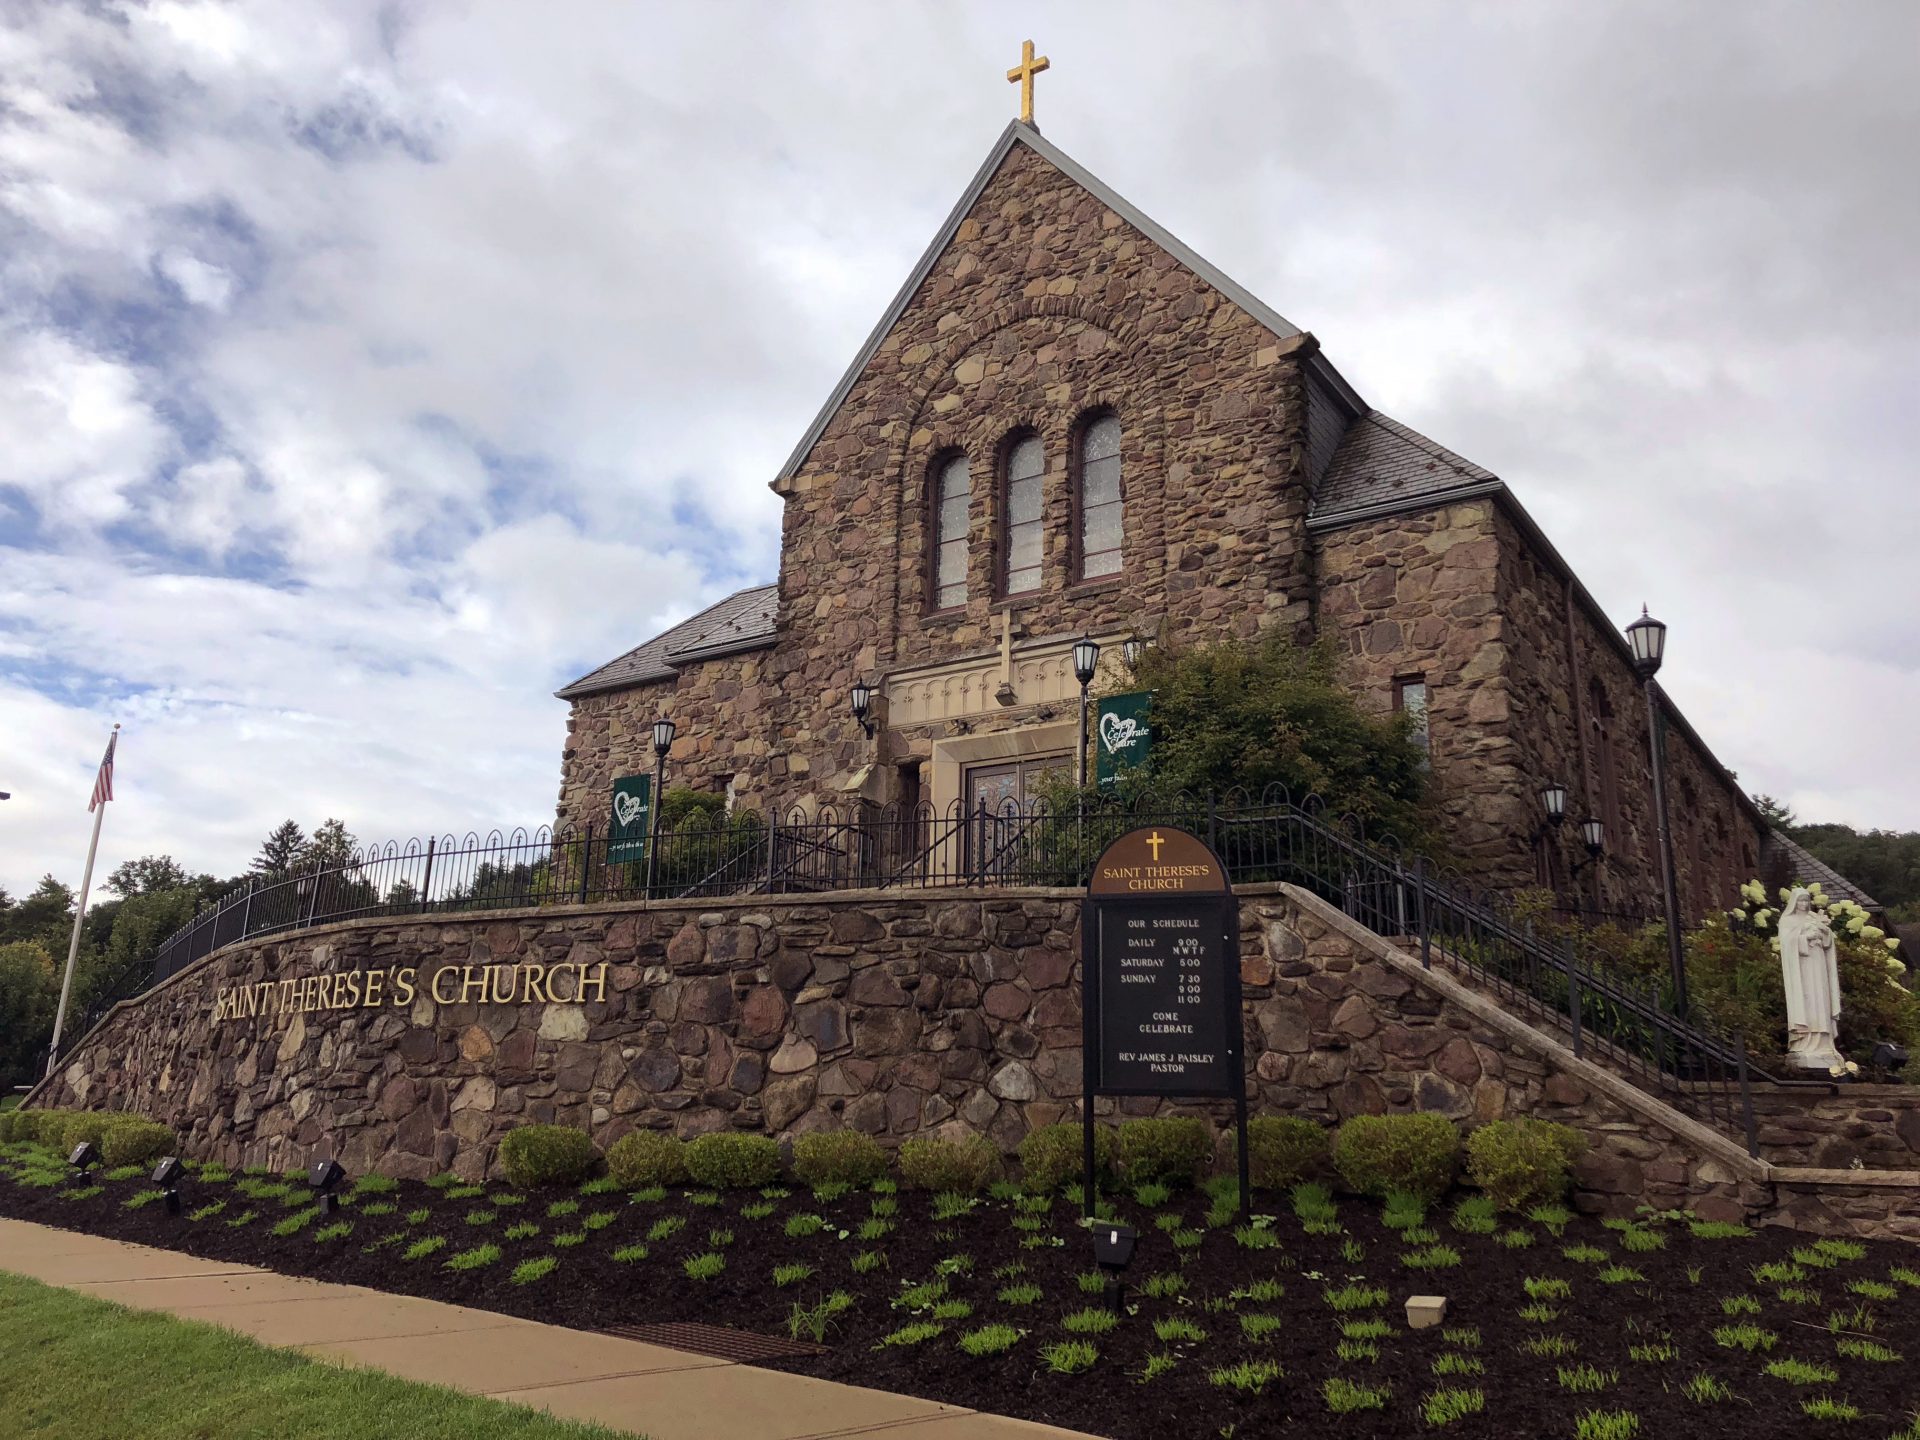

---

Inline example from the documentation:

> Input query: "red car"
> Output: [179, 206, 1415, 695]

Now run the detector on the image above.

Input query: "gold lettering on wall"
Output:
[209, 962, 609, 1026]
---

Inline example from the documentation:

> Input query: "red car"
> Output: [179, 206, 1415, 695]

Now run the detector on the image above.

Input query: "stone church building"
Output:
[554, 119, 1795, 922]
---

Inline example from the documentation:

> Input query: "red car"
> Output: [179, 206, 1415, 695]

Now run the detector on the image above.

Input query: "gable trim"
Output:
[772, 120, 1316, 488]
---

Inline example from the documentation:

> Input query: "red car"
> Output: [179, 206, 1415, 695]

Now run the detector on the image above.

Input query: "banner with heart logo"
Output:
[1094, 690, 1154, 790]
[608, 774, 654, 865]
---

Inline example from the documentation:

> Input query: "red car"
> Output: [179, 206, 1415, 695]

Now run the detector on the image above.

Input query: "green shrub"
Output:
[1247, 1116, 1328, 1190]
[14, 1109, 68, 1146]
[1466, 1119, 1587, 1211]
[1117, 1118, 1211, 1187]
[1332, 1113, 1459, 1202]
[791, 1131, 888, 1188]
[58, 1112, 127, 1155]
[605, 1131, 688, 1189]
[0, 1111, 18, 1144]
[896, 1135, 999, 1193]
[1017, 1122, 1115, 1192]
[100, 1119, 175, 1168]
[683, 1133, 782, 1189]
[497, 1125, 600, 1188]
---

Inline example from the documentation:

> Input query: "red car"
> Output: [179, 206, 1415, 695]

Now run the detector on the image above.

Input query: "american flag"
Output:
[88, 730, 117, 812]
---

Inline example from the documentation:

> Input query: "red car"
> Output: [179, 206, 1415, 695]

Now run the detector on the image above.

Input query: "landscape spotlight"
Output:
[1092, 1220, 1138, 1311]
[1870, 1041, 1909, 1076]
[68, 1141, 99, 1174]
[309, 1156, 347, 1214]
[153, 1156, 185, 1214]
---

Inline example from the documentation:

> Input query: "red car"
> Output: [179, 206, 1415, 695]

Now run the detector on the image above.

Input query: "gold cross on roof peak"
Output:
[1006, 39, 1049, 124]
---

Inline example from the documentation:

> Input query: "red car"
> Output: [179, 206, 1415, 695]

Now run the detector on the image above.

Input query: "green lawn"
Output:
[0, 1097, 21, 1112]
[0, 1270, 644, 1440]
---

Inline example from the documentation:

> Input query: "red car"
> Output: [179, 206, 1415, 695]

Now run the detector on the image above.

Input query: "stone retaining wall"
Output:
[32, 885, 1917, 1241]
[1748, 1085, 1920, 1171]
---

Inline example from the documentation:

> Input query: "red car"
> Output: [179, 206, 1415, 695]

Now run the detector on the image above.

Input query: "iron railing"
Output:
[72, 789, 1759, 1153]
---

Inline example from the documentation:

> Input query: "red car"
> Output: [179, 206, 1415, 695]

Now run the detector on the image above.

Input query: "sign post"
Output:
[607, 774, 654, 867]
[1081, 825, 1248, 1219]
[1093, 691, 1153, 790]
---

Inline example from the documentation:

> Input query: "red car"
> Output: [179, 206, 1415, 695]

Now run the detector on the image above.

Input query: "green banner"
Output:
[607, 774, 654, 865]
[1095, 690, 1154, 790]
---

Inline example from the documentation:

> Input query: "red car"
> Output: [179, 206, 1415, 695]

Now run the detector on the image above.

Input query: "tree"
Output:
[104, 855, 198, 897]
[253, 821, 308, 874]
[304, 818, 359, 872]
[1752, 793, 1798, 827]
[0, 876, 74, 948]
[0, 940, 58, 1091]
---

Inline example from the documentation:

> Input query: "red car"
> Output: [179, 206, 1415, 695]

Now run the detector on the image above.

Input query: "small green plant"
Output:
[1618, 1227, 1666, 1254]
[740, 1200, 776, 1221]
[930, 1191, 978, 1222]
[1890, 1266, 1920, 1289]
[1800, 1396, 1861, 1422]
[997, 1281, 1043, 1306]
[311, 1221, 353, 1243]
[1149, 1316, 1203, 1345]
[629, 1185, 667, 1203]
[1381, 1189, 1427, 1230]
[1813, 1238, 1867, 1264]
[646, 1216, 684, 1243]
[1139, 1271, 1186, 1300]
[857, 1218, 893, 1241]
[1562, 1244, 1608, 1264]
[957, 1323, 1022, 1357]
[786, 1291, 856, 1344]
[877, 1321, 943, 1348]
[812, 1182, 852, 1203]
[1239, 1313, 1284, 1342]
[358, 1202, 396, 1218]
[1074, 1269, 1107, 1296]
[851, 1250, 885, 1275]
[1233, 1278, 1285, 1304]
[1518, 1335, 1579, 1359]
[271, 1205, 321, 1237]
[1596, 1265, 1646, 1285]
[1628, 1340, 1677, 1364]
[1779, 1286, 1822, 1306]
[1825, 1302, 1875, 1333]
[1493, 1228, 1535, 1250]
[1689, 1219, 1752, 1239]
[682, 1251, 725, 1280]
[551, 1232, 585, 1249]
[1432, 1353, 1484, 1377]
[1712, 1323, 1778, 1353]
[402, 1236, 448, 1262]
[1063, 1307, 1119, 1336]
[1557, 1364, 1617, 1394]
[611, 1243, 648, 1263]
[1134, 1350, 1179, 1383]
[1170, 1228, 1203, 1252]
[1231, 1223, 1279, 1250]
[1754, 1261, 1808, 1286]
[503, 1221, 539, 1241]
[773, 1262, 816, 1288]
[581, 1210, 616, 1232]
[404, 1207, 430, 1225]
[1322, 1377, 1390, 1413]
[1722, 1294, 1762, 1316]
[510, 1256, 557, 1285]
[1340, 1236, 1367, 1262]
[1682, 1373, 1735, 1404]
[1528, 1202, 1574, 1235]
[445, 1243, 502, 1271]
[187, 1200, 226, 1222]
[1291, 1181, 1338, 1224]
[1325, 1284, 1389, 1312]
[1764, 1358, 1839, 1385]
[1402, 1244, 1462, 1271]
[225, 1209, 258, 1228]
[1834, 1337, 1899, 1362]
[1450, 1194, 1498, 1234]
[1517, 1303, 1559, 1324]
[706, 1227, 734, 1248]
[444, 1186, 485, 1201]
[1847, 1278, 1898, 1301]
[1523, 1276, 1572, 1301]
[1338, 1318, 1391, 1341]
[1041, 1339, 1099, 1375]
[1440, 1325, 1480, 1347]
[1571, 1410, 1640, 1440]
[123, 1188, 167, 1210]
[1132, 1181, 1171, 1208]
[1209, 1358, 1282, 1394]
[546, 1198, 580, 1219]
[1422, 1387, 1485, 1426]
[464, 1210, 495, 1227]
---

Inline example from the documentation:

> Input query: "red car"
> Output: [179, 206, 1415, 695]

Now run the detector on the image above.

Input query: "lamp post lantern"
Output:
[850, 680, 875, 738]
[1537, 781, 1568, 828]
[647, 716, 676, 897]
[1071, 636, 1100, 789]
[1626, 606, 1690, 1019]
[1122, 633, 1145, 671]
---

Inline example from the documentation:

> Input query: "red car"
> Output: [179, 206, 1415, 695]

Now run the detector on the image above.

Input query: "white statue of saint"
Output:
[1777, 887, 1845, 1071]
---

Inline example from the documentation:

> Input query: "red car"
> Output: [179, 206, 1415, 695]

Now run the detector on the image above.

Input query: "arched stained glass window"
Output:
[1078, 414, 1123, 579]
[1002, 434, 1044, 595]
[932, 454, 970, 610]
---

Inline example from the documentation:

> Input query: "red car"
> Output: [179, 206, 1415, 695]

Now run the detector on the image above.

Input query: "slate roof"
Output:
[1765, 828, 1885, 912]
[1310, 410, 1502, 523]
[554, 584, 778, 700]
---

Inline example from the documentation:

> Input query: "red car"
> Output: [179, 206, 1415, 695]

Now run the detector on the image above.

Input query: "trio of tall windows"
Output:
[929, 413, 1124, 609]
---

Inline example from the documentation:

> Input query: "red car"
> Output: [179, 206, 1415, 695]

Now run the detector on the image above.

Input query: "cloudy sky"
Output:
[2, 1, 1915, 898]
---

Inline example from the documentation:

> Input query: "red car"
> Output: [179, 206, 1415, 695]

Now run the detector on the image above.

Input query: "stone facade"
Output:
[34, 886, 1916, 1239]
[553, 126, 1782, 924]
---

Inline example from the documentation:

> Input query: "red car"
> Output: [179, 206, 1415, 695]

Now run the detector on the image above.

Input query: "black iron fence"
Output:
[73, 788, 1758, 1153]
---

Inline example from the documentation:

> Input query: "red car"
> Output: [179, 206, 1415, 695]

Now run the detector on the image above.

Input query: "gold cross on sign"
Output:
[1006, 39, 1049, 124]
[1146, 831, 1166, 862]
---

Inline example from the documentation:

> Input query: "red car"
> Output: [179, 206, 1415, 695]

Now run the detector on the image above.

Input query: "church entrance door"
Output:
[964, 753, 1069, 878]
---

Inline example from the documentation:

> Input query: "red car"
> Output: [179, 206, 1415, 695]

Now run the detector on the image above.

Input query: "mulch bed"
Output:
[2, 1150, 1916, 1440]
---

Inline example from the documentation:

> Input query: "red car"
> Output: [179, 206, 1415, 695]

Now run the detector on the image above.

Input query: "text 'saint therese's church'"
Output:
[551, 72, 1836, 924]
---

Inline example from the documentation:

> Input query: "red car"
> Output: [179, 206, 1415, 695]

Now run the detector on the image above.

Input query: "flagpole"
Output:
[47, 724, 117, 1079]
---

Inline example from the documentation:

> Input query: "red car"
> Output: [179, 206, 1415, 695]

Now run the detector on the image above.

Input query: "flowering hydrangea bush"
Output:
[1729, 877, 1906, 980]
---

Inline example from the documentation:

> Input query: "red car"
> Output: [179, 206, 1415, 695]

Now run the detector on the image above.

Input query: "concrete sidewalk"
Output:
[0, 1217, 1092, 1440]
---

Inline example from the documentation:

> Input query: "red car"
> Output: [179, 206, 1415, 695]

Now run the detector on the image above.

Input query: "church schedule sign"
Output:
[1081, 825, 1248, 1215]
[607, 774, 653, 866]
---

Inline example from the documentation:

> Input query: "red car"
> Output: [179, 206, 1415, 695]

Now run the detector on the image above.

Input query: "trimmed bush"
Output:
[498, 1125, 601, 1189]
[791, 1131, 888, 1188]
[100, 1119, 175, 1168]
[1117, 1118, 1211, 1187]
[0, 1111, 18, 1144]
[1465, 1118, 1587, 1211]
[59, 1112, 127, 1155]
[896, 1135, 999, 1193]
[1018, 1121, 1115, 1192]
[683, 1133, 782, 1189]
[606, 1131, 688, 1189]
[13, 1109, 67, 1146]
[1332, 1113, 1460, 1202]
[1247, 1115, 1329, 1190]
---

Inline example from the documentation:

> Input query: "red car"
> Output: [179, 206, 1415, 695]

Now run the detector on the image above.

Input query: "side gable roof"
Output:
[554, 584, 778, 700]
[773, 120, 1314, 486]
[1765, 829, 1884, 912]
[1311, 410, 1501, 522]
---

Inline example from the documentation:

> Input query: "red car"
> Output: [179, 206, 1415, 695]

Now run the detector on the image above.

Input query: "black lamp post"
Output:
[1072, 636, 1101, 789]
[1569, 817, 1607, 879]
[1626, 606, 1690, 1019]
[647, 716, 676, 897]
[1536, 781, 1568, 833]
[850, 680, 875, 739]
